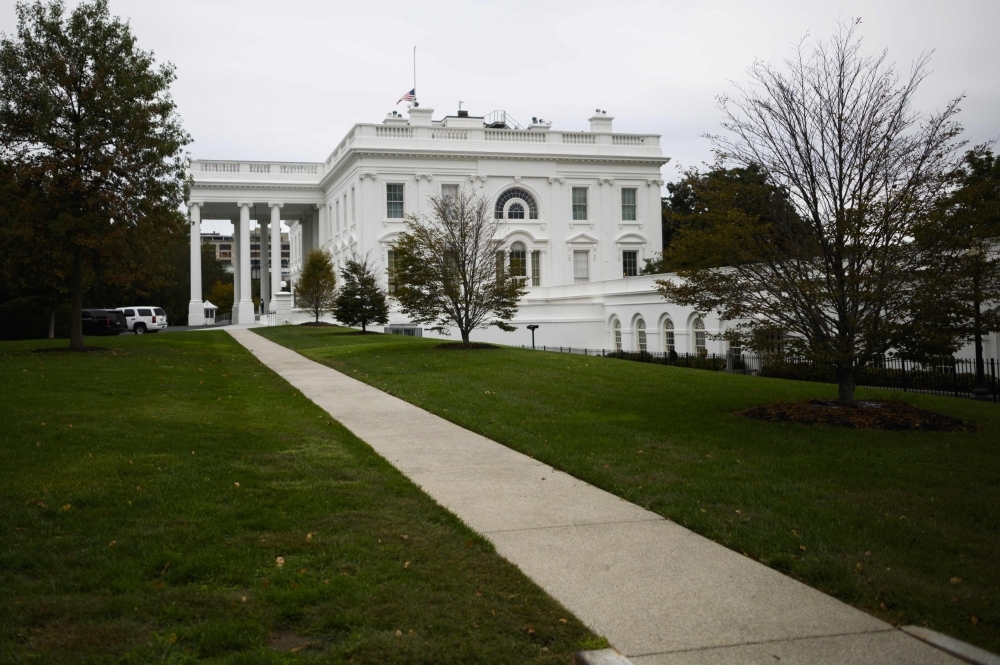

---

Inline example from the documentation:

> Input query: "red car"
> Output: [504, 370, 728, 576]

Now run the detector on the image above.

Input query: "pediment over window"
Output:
[503, 228, 548, 243]
[614, 231, 647, 244]
[565, 232, 599, 245]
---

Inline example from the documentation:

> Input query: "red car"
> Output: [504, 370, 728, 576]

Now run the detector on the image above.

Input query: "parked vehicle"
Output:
[81, 309, 126, 336]
[117, 306, 168, 334]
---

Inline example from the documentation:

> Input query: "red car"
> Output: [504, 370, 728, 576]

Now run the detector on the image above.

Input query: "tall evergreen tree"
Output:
[0, 0, 190, 350]
[905, 145, 1000, 395]
[334, 252, 389, 332]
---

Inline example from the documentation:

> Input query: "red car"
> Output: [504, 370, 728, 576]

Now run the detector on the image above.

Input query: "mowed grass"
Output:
[257, 325, 1000, 654]
[0, 332, 601, 664]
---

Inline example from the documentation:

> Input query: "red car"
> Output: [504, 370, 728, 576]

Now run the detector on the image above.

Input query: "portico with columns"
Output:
[186, 191, 322, 325]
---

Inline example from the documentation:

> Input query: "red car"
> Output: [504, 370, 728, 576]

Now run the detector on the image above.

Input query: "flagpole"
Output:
[413, 46, 417, 104]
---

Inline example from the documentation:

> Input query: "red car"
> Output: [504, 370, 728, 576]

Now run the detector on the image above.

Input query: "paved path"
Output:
[228, 329, 959, 664]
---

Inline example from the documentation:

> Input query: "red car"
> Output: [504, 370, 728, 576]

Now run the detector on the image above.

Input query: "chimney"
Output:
[458, 109, 469, 118]
[407, 106, 434, 126]
[588, 110, 613, 133]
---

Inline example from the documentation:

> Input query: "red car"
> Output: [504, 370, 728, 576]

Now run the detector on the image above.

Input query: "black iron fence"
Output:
[520, 345, 1000, 402]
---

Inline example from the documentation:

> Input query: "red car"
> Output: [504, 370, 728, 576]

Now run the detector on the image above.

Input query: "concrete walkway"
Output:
[228, 329, 959, 665]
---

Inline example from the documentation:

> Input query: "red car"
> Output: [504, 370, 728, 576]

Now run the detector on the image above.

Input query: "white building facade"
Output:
[185, 106, 733, 354]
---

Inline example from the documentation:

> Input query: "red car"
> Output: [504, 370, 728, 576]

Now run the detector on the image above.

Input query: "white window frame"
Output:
[386, 182, 405, 219]
[622, 250, 639, 277]
[510, 241, 528, 279]
[613, 318, 622, 352]
[636, 318, 647, 353]
[663, 318, 675, 353]
[573, 249, 590, 282]
[571, 187, 588, 221]
[621, 187, 638, 221]
[694, 317, 706, 355]
[530, 250, 541, 286]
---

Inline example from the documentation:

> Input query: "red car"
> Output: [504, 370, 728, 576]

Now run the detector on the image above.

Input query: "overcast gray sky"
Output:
[2, 0, 998, 180]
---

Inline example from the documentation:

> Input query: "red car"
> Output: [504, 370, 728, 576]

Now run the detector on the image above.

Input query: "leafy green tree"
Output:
[0, 159, 69, 337]
[656, 22, 965, 405]
[394, 188, 526, 343]
[334, 252, 389, 332]
[643, 164, 803, 274]
[0, 0, 190, 350]
[294, 249, 337, 323]
[904, 145, 1000, 395]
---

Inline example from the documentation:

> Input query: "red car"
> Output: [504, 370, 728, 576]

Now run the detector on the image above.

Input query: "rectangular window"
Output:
[351, 187, 355, 223]
[572, 187, 588, 220]
[335, 200, 340, 231]
[220, 244, 231, 250]
[387, 250, 398, 294]
[621, 187, 637, 221]
[531, 250, 541, 286]
[622, 250, 638, 277]
[441, 183, 459, 201]
[386, 184, 404, 218]
[573, 250, 590, 282]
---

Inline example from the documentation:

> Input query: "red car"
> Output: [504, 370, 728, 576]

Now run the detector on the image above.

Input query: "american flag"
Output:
[397, 89, 415, 104]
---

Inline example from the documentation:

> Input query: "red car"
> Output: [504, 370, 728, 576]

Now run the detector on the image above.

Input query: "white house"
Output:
[185, 105, 726, 354]
[191, 105, 929, 358]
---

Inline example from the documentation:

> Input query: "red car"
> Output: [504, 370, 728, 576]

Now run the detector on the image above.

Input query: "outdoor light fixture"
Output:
[527, 324, 540, 349]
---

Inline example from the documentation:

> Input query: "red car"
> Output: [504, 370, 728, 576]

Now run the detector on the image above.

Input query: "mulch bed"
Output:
[343, 331, 379, 335]
[742, 400, 977, 432]
[299, 322, 340, 327]
[435, 342, 498, 350]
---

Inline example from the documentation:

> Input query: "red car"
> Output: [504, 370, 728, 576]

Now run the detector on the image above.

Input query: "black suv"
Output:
[81, 309, 126, 336]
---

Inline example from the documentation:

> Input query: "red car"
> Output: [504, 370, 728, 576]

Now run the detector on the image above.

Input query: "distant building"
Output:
[201, 231, 290, 281]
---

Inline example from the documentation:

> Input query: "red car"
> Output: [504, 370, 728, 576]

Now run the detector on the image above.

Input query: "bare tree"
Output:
[658, 21, 965, 404]
[393, 188, 526, 343]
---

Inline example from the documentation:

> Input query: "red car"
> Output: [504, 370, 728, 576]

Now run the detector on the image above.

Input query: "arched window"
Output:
[510, 241, 527, 278]
[694, 318, 706, 355]
[663, 318, 675, 353]
[613, 319, 622, 352]
[495, 188, 539, 219]
[636, 319, 647, 353]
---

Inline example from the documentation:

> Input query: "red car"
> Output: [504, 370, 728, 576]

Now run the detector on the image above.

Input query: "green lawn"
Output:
[0, 333, 600, 664]
[257, 325, 1000, 654]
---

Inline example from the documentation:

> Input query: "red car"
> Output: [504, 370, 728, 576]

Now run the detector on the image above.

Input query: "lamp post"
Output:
[527, 324, 539, 350]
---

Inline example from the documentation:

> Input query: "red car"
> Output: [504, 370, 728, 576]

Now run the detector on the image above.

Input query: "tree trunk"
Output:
[837, 364, 856, 405]
[48, 307, 55, 339]
[361, 321, 366, 332]
[69, 250, 85, 351]
[461, 328, 470, 344]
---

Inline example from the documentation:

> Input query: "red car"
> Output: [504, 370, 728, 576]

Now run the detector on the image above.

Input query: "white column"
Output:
[187, 202, 205, 326]
[260, 218, 270, 312]
[236, 202, 254, 324]
[232, 218, 241, 310]
[269, 202, 283, 294]
[312, 203, 323, 255]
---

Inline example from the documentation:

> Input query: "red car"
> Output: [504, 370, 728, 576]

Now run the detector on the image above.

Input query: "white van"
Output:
[117, 306, 168, 334]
